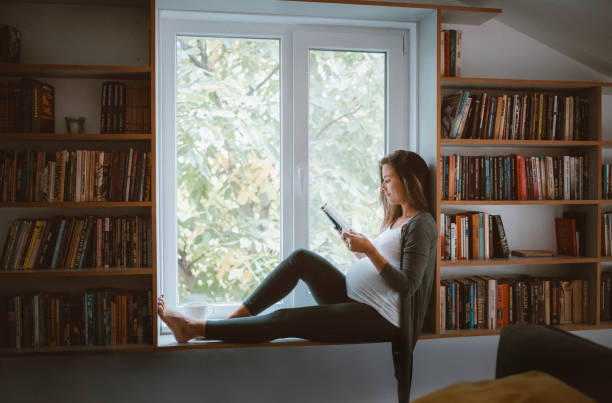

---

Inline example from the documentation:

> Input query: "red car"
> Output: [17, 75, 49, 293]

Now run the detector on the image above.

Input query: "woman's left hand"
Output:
[342, 230, 374, 254]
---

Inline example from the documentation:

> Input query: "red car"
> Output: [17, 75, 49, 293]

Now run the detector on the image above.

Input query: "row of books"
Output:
[0, 290, 153, 350]
[440, 154, 589, 201]
[440, 277, 589, 330]
[441, 90, 589, 141]
[100, 82, 151, 134]
[0, 149, 151, 203]
[439, 212, 509, 261]
[0, 78, 54, 133]
[602, 272, 612, 321]
[440, 29, 462, 77]
[0, 215, 152, 271]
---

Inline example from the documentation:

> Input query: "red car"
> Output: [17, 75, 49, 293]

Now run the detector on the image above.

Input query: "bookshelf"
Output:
[436, 19, 610, 337]
[0, 0, 156, 354]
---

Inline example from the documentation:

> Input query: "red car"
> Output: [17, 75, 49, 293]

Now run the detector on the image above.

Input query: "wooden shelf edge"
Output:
[0, 62, 150, 73]
[439, 324, 603, 338]
[440, 139, 599, 146]
[440, 256, 598, 267]
[0, 344, 154, 356]
[281, 0, 501, 13]
[440, 200, 599, 206]
[440, 76, 607, 88]
[0, 202, 152, 207]
[0, 268, 153, 277]
[0, 133, 152, 141]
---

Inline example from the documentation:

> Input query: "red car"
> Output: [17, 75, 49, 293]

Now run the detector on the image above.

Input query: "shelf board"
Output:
[440, 256, 598, 267]
[601, 141, 612, 147]
[0, 201, 151, 208]
[440, 139, 599, 147]
[0, 63, 150, 79]
[0, 343, 153, 356]
[0, 268, 153, 277]
[440, 200, 598, 206]
[439, 324, 601, 338]
[599, 257, 612, 262]
[441, 76, 605, 90]
[0, 133, 151, 141]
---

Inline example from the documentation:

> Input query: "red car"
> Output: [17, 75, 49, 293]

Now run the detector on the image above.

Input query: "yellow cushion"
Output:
[412, 371, 595, 403]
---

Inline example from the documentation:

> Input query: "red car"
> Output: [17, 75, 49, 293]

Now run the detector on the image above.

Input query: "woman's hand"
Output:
[341, 230, 375, 255]
[335, 228, 366, 259]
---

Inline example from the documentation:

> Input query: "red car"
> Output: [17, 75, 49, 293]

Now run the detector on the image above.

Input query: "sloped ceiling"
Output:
[457, 0, 612, 79]
[384, 0, 612, 78]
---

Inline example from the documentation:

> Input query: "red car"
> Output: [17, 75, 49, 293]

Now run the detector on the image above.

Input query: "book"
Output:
[555, 217, 577, 256]
[320, 202, 352, 233]
[21, 78, 54, 133]
[511, 249, 556, 258]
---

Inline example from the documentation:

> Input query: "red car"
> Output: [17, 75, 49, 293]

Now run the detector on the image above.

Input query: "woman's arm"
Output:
[378, 216, 436, 297]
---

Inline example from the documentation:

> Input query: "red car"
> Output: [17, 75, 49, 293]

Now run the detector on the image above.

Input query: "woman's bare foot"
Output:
[157, 295, 205, 343]
[227, 304, 253, 319]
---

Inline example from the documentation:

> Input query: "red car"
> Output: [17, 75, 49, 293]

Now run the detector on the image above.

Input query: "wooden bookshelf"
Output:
[0, 0, 157, 353]
[436, 21, 608, 336]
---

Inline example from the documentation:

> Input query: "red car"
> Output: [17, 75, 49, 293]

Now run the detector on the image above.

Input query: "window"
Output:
[159, 16, 411, 320]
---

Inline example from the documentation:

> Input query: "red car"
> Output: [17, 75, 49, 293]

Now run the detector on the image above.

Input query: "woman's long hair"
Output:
[379, 150, 432, 231]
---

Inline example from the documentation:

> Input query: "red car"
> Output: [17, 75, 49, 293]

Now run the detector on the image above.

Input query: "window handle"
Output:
[297, 166, 305, 194]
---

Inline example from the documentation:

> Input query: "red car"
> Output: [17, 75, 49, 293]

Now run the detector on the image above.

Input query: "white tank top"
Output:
[345, 219, 409, 327]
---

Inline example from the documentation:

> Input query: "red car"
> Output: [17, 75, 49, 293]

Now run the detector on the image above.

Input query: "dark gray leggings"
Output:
[205, 248, 399, 343]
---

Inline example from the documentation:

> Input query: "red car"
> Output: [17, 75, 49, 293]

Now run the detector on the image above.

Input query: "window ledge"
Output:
[156, 333, 440, 350]
[156, 334, 390, 350]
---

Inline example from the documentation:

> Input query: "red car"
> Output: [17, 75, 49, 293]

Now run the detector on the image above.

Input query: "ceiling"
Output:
[388, 0, 612, 79]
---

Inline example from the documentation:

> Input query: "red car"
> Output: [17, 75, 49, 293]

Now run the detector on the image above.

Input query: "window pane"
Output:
[176, 36, 280, 304]
[308, 50, 386, 271]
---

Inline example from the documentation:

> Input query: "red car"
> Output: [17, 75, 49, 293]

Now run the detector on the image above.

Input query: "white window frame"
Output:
[157, 10, 417, 330]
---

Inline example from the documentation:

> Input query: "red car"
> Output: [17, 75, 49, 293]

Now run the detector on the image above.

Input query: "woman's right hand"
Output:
[337, 228, 366, 259]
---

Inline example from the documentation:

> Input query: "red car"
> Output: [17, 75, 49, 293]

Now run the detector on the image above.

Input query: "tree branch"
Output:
[314, 105, 363, 139]
[247, 64, 279, 96]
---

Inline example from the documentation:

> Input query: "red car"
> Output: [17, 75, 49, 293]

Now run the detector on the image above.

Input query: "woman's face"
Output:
[381, 164, 406, 206]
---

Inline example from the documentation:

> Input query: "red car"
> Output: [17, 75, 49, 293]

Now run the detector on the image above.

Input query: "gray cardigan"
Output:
[379, 211, 437, 403]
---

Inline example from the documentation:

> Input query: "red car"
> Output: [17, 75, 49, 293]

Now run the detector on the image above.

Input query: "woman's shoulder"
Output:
[401, 212, 437, 236]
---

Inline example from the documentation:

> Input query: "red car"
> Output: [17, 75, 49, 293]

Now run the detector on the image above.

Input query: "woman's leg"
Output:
[241, 248, 351, 315]
[206, 302, 399, 343]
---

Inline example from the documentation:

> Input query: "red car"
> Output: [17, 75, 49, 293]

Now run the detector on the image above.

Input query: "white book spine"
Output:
[488, 279, 497, 329]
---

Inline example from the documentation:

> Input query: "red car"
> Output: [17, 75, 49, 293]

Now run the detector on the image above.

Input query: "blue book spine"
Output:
[506, 157, 512, 200]
[450, 283, 456, 328]
[50, 219, 67, 269]
[443, 156, 447, 200]
[470, 283, 475, 329]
